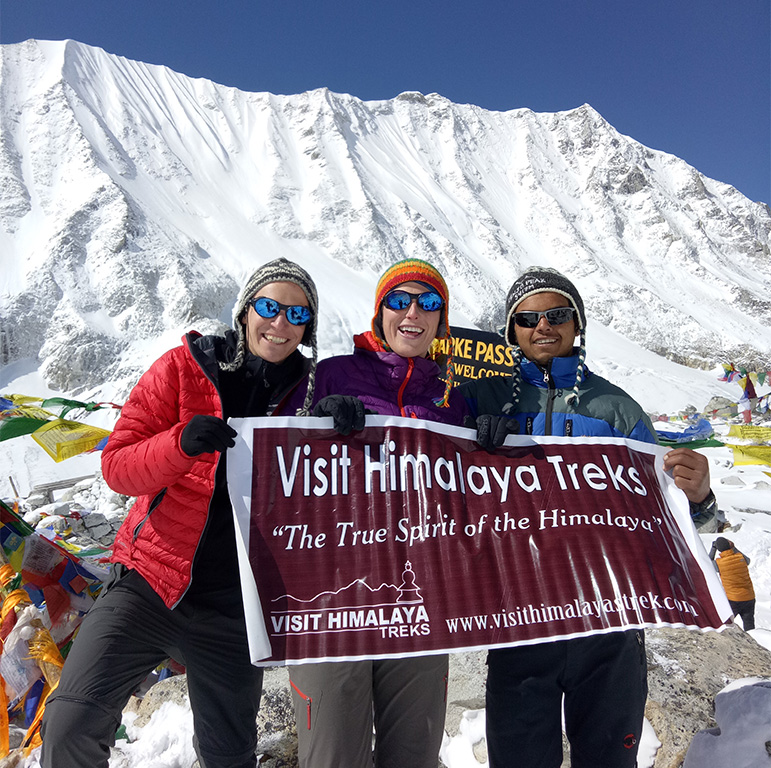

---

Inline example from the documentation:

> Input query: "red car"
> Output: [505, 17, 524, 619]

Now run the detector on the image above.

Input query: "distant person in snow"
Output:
[279, 259, 468, 768]
[462, 266, 717, 768]
[40, 259, 319, 768]
[710, 536, 755, 630]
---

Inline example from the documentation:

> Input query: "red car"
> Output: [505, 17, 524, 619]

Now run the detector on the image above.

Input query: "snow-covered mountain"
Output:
[1, 38, 770, 411]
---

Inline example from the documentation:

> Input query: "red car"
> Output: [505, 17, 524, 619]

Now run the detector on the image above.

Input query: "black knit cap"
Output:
[715, 537, 732, 552]
[504, 266, 586, 346]
[231, 257, 318, 347]
[502, 266, 587, 410]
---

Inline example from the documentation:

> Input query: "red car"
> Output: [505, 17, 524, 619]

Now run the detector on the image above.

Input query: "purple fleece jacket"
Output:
[281, 331, 468, 425]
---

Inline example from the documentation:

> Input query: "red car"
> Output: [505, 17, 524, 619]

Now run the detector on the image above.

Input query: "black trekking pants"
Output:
[729, 599, 756, 631]
[40, 568, 263, 768]
[486, 630, 647, 768]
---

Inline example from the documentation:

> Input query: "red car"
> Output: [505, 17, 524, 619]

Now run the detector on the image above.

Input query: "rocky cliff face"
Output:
[1, 39, 770, 400]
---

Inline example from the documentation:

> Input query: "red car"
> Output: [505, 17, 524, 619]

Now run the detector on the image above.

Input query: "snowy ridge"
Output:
[1, 39, 770, 408]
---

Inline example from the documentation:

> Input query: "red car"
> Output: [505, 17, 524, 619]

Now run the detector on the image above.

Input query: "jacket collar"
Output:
[184, 330, 310, 400]
[353, 331, 441, 389]
[521, 353, 591, 389]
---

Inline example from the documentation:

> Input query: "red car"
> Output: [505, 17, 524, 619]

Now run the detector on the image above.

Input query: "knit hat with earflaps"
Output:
[503, 266, 586, 410]
[371, 258, 453, 407]
[220, 257, 319, 415]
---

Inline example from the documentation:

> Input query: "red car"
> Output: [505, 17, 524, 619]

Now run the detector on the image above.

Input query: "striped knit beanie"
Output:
[372, 259, 451, 342]
[371, 259, 454, 407]
[219, 257, 319, 416]
[503, 266, 586, 408]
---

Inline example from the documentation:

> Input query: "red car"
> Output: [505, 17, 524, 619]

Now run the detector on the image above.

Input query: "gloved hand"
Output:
[313, 395, 367, 436]
[474, 414, 519, 452]
[180, 415, 237, 457]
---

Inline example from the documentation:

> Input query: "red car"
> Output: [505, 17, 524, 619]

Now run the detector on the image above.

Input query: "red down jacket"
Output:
[102, 331, 310, 608]
[102, 334, 223, 608]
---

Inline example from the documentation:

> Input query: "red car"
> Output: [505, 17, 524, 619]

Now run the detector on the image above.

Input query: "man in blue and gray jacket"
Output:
[463, 266, 717, 768]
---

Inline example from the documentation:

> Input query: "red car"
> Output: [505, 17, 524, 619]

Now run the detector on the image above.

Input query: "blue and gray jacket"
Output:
[461, 353, 717, 529]
[462, 354, 657, 442]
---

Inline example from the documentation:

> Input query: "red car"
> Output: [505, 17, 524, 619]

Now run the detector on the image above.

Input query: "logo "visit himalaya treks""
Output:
[270, 561, 432, 641]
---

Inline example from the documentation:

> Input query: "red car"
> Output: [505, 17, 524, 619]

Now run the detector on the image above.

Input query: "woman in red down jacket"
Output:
[41, 258, 318, 768]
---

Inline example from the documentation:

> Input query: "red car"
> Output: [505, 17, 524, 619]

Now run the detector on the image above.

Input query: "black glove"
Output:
[180, 415, 237, 457]
[313, 395, 367, 436]
[474, 414, 519, 453]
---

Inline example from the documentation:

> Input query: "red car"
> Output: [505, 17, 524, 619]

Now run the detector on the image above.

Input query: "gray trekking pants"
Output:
[289, 655, 448, 768]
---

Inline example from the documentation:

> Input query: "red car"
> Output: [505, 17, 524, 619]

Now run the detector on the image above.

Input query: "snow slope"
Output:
[1, 39, 770, 415]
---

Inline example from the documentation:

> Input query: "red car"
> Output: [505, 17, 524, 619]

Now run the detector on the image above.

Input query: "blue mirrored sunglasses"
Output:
[513, 307, 575, 328]
[383, 289, 444, 312]
[250, 297, 312, 326]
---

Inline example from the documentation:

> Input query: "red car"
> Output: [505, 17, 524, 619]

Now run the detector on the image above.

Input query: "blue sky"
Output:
[2, 0, 769, 204]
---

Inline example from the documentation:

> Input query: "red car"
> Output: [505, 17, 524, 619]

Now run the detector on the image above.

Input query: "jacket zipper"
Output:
[174, 334, 225, 608]
[132, 488, 167, 541]
[542, 362, 555, 436]
[397, 357, 415, 418]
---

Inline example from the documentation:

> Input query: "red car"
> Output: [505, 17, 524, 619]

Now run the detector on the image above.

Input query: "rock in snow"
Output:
[684, 680, 771, 768]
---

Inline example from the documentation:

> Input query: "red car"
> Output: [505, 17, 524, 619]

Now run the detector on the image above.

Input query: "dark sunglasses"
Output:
[250, 297, 312, 326]
[383, 290, 444, 312]
[514, 307, 575, 328]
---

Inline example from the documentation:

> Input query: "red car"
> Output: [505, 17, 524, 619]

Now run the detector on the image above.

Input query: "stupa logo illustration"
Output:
[396, 561, 422, 603]
[269, 561, 431, 636]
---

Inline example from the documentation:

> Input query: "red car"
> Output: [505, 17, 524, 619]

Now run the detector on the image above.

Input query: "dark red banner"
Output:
[228, 417, 730, 664]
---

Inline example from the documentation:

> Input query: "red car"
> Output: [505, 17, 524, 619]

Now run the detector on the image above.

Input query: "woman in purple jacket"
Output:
[283, 259, 467, 768]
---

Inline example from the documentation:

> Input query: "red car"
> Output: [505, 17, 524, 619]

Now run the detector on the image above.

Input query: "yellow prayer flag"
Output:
[730, 445, 771, 466]
[30, 419, 111, 462]
[726, 425, 771, 442]
[4, 395, 43, 406]
[0, 401, 57, 421]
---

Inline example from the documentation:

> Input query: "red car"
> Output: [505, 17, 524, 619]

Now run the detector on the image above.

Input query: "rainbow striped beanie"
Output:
[372, 259, 451, 341]
[372, 258, 454, 407]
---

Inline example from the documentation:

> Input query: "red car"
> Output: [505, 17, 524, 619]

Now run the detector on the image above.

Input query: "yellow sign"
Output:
[431, 327, 514, 384]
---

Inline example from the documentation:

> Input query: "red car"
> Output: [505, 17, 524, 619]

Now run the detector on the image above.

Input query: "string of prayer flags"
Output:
[718, 364, 771, 385]
[0, 499, 105, 758]
[0, 394, 119, 461]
